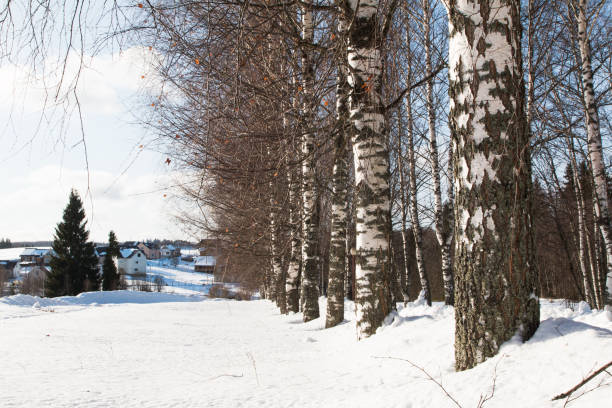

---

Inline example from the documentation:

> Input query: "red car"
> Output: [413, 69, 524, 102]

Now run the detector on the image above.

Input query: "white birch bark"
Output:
[326, 17, 350, 328]
[575, 0, 612, 309]
[396, 113, 411, 303]
[285, 167, 302, 313]
[405, 91, 431, 306]
[448, 0, 539, 370]
[569, 150, 596, 307]
[268, 162, 284, 309]
[422, 0, 453, 305]
[300, 3, 320, 322]
[347, 0, 392, 339]
[402, 24, 431, 306]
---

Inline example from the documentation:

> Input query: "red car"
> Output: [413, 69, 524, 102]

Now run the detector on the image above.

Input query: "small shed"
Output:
[194, 256, 216, 273]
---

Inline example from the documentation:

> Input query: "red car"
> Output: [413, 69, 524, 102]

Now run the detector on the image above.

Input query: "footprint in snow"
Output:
[305, 337, 317, 343]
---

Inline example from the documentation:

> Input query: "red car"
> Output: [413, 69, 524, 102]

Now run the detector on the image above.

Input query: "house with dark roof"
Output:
[138, 242, 161, 259]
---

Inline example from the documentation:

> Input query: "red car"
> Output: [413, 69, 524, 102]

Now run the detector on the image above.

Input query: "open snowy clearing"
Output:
[1, 293, 610, 407]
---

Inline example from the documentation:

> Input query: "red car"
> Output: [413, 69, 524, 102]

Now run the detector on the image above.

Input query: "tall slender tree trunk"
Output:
[346, 0, 392, 339]
[300, 3, 320, 322]
[326, 18, 350, 328]
[269, 153, 286, 313]
[422, 0, 452, 305]
[448, 0, 539, 370]
[575, 0, 612, 309]
[404, 29, 431, 306]
[269, 177, 283, 308]
[396, 112, 411, 303]
[567, 135, 596, 307]
[286, 167, 302, 313]
[591, 190, 605, 306]
[286, 76, 303, 313]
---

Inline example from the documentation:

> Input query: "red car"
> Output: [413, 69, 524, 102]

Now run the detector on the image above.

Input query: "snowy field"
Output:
[144, 261, 214, 295]
[1, 292, 610, 408]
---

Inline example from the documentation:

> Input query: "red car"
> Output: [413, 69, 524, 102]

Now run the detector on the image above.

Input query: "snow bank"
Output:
[0, 296, 610, 407]
[0, 290, 203, 308]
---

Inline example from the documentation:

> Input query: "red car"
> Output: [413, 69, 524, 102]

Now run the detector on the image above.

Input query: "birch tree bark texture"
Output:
[347, 0, 393, 339]
[447, 0, 540, 370]
[575, 0, 612, 310]
[326, 19, 350, 328]
[300, 3, 320, 322]
[286, 168, 302, 313]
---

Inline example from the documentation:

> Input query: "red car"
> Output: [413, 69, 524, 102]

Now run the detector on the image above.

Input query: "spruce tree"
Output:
[102, 231, 120, 291]
[46, 190, 100, 297]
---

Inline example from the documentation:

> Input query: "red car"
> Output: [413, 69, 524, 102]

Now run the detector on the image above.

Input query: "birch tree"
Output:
[447, 0, 539, 370]
[572, 0, 612, 309]
[300, 2, 321, 322]
[421, 0, 453, 305]
[326, 14, 350, 328]
[345, 0, 394, 339]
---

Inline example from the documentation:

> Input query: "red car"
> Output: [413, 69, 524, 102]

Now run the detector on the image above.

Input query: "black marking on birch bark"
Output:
[450, 0, 539, 371]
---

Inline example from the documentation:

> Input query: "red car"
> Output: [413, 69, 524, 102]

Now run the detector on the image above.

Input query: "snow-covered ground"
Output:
[0, 292, 610, 407]
[144, 260, 214, 295]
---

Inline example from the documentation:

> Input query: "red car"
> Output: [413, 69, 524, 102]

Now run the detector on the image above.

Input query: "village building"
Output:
[11, 248, 53, 279]
[19, 248, 53, 265]
[138, 242, 161, 259]
[160, 244, 181, 258]
[0, 247, 23, 277]
[194, 256, 216, 274]
[117, 249, 146, 276]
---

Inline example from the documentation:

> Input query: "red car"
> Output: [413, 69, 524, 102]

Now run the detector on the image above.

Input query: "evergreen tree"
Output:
[46, 190, 100, 297]
[102, 231, 120, 291]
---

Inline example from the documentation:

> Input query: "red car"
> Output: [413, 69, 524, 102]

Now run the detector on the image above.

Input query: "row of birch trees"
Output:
[3, 0, 608, 371]
[130, 0, 610, 370]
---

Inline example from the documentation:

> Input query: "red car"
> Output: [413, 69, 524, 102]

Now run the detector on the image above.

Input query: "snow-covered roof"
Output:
[119, 248, 141, 258]
[20, 247, 52, 257]
[0, 247, 27, 262]
[163, 244, 176, 250]
[195, 256, 216, 267]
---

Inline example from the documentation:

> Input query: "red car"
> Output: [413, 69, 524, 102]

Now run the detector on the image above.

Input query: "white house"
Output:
[117, 249, 146, 276]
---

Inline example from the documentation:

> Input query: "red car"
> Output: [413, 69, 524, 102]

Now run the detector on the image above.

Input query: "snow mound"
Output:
[0, 290, 203, 307]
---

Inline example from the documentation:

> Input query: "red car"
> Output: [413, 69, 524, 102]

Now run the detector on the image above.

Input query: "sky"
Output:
[0, 47, 194, 243]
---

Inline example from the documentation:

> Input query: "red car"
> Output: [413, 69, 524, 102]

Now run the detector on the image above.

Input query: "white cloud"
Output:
[0, 164, 190, 242]
[0, 47, 197, 243]
[0, 47, 158, 116]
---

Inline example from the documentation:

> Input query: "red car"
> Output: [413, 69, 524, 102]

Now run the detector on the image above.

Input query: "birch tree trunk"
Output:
[403, 27, 431, 306]
[575, 0, 612, 309]
[326, 19, 350, 328]
[568, 147, 595, 307]
[269, 163, 284, 310]
[591, 189, 605, 307]
[422, 0, 452, 305]
[396, 109, 411, 303]
[406, 100, 431, 306]
[448, 0, 539, 370]
[286, 167, 302, 313]
[300, 3, 320, 322]
[346, 0, 392, 339]
[286, 75, 303, 314]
